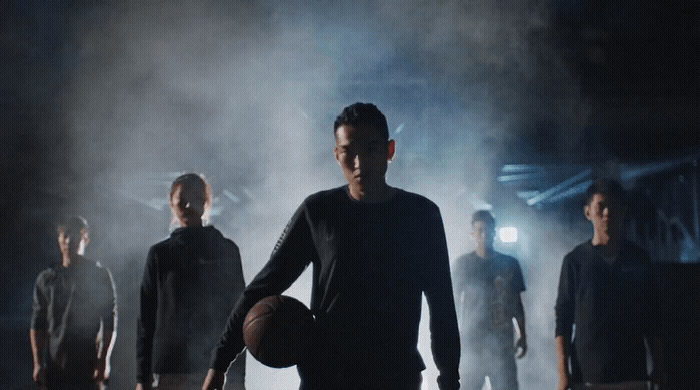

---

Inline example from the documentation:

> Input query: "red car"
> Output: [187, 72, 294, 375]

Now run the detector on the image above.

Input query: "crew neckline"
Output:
[343, 185, 400, 205]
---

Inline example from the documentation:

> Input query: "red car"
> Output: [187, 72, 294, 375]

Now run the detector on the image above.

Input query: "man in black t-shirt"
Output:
[30, 216, 117, 390]
[203, 103, 460, 390]
[453, 210, 526, 390]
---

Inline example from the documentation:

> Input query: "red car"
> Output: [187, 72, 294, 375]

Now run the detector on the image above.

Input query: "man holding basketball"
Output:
[203, 102, 461, 390]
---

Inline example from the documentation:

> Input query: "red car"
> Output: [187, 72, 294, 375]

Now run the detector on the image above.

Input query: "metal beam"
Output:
[527, 168, 592, 206]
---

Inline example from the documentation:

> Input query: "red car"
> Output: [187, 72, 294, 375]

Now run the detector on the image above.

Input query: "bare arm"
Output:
[96, 268, 117, 383]
[514, 293, 527, 358]
[94, 329, 115, 382]
[555, 335, 570, 390]
[202, 368, 226, 390]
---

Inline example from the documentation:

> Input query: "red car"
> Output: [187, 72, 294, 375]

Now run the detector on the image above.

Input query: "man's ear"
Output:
[333, 146, 341, 165]
[584, 204, 592, 221]
[387, 139, 396, 161]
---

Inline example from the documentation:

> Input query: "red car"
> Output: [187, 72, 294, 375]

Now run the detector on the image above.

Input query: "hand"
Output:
[202, 368, 225, 390]
[33, 363, 47, 389]
[136, 382, 152, 390]
[93, 359, 107, 383]
[650, 366, 668, 390]
[514, 336, 527, 358]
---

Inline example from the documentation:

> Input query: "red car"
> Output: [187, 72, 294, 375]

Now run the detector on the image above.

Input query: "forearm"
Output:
[515, 315, 525, 338]
[514, 296, 526, 339]
[30, 329, 47, 367]
[98, 330, 114, 362]
[555, 335, 570, 384]
[650, 336, 666, 384]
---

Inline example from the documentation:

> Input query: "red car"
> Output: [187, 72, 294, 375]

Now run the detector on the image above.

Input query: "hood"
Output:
[168, 225, 226, 264]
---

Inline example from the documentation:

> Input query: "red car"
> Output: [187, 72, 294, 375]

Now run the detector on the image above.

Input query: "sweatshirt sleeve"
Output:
[136, 246, 158, 384]
[555, 253, 576, 340]
[210, 202, 318, 371]
[422, 203, 461, 390]
[101, 267, 117, 334]
[225, 241, 247, 386]
[30, 272, 48, 330]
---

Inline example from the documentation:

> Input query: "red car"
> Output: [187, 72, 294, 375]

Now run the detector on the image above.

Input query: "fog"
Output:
[45, 1, 592, 388]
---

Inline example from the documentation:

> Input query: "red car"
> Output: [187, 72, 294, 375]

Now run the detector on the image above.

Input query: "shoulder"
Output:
[299, 187, 347, 221]
[396, 189, 439, 209]
[148, 237, 171, 257]
[455, 252, 476, 263]
[304, 186, 345, 207]
[453, 252, 477, 273]
[220, 236, 239, 252]
[621, 240, 651, 263]
[84, 258, 112, 276]
[35, 266, 57, 285]
[208, 226, 240, 254]
[394, 190, 442, 224]
[205, 226, 235, 244]
[495, 252, 521, 268]
[564, 241, 592, 261]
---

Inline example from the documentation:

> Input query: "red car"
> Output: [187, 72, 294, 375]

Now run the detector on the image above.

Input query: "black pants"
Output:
[298, 368, 422, 390]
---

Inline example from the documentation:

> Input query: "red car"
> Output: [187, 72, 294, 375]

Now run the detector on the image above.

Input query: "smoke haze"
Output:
[13, 0, 598, 389]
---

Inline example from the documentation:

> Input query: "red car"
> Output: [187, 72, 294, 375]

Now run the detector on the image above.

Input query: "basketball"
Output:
[243, 295, 314, 368]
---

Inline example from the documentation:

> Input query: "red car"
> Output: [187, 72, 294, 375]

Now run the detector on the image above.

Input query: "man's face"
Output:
[471, 220, 495, 249]
[170, 185, 206, 227]
[585, 192, 626, 236]
[334, 124, 394, 199]
[58, 229, 88, 257]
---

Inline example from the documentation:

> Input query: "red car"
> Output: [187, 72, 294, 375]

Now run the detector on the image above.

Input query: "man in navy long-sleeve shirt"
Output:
[555, 179, 663, 390]
[203, 102, 461, 390]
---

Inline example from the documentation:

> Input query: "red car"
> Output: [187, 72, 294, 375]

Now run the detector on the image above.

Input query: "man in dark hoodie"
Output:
[136, 174, 246, 390]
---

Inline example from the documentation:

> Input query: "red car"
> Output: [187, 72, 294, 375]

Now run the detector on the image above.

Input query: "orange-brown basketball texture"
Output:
[242, 295, 314, 368]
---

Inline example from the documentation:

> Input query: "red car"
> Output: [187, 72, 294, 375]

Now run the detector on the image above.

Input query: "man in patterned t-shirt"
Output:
[453, 210, 526, 390]
[30, 216, 117, 390]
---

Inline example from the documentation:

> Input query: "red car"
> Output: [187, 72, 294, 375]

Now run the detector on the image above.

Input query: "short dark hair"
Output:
[57, 215, 89, 236]
[170, 173, 212, 205]
[471, 210, 495, 226]
[333, 102, 389, 140]
[585, 178, 627, 205]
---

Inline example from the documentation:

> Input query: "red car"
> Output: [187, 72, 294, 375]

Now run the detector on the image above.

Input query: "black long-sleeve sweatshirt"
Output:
[211, 186, 460, 390]
[137, 226, 246, 386]
[555, 240, 654, 384]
